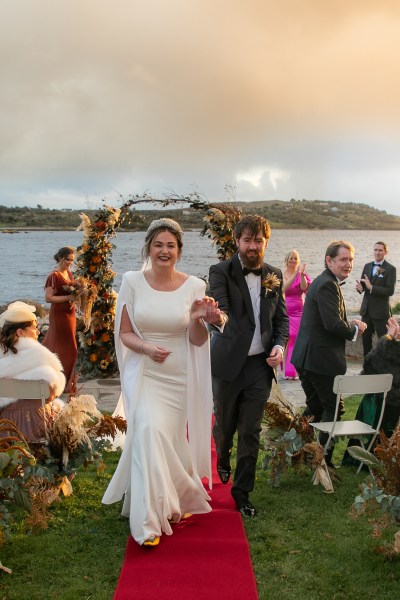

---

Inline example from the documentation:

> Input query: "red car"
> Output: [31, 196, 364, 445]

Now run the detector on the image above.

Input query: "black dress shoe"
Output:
[237, 501, 256, 518]
[217, 462, 231, 484]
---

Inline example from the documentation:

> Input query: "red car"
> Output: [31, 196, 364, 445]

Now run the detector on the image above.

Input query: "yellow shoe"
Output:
[169, 512, 192, 524]
[143, 536, 160, 547]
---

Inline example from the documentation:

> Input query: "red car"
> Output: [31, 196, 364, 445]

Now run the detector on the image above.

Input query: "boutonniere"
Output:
[261, 273, 281, 297]
[376, 267, 385, 276]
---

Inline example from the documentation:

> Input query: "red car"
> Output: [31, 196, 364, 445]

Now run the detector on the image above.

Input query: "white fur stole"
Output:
[0, 337, 66, 408]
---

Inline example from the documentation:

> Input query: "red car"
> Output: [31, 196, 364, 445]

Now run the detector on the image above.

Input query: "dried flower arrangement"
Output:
[348, 422, 400, 555]
[201, 203, 242, 261]
[74, 204, 122, 376]
[63, 277, 98, 331]
[35, 393, 127, 482]
[261, 388, 333, 492]
[0, 419, 58, 546]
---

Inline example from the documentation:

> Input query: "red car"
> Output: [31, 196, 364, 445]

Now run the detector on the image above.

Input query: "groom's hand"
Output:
[266, 346, 283, 368]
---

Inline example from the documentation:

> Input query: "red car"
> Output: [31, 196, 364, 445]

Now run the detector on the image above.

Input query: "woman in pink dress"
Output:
[283, 250, 311, 379]
[42, 246, 78, 392]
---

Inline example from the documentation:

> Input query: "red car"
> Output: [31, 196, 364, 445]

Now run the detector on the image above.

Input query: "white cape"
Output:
[103, 271, 213, 506]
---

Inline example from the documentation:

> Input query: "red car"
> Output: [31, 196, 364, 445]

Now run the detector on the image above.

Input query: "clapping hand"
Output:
[359, 275, 372, 291]
[386, 317, 400, 339]
[299, 263, 307, 275]
[355, 279, 363, 293]
[351, 319, 367, 334]
[190, 296, 224, 326]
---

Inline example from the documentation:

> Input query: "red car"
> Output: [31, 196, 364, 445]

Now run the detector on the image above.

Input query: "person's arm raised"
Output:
[188, 297, 224, 346]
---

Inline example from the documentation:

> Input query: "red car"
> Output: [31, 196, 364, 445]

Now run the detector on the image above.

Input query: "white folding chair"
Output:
[0, 378, 50, 441]
[311, 373, 393, 473]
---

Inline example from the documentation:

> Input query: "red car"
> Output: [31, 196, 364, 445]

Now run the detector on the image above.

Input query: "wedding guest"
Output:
[209, 214, 289, 517]
[42, 246, 78, 391]
[356, 241, 396, 357]
[282, 249, 311, 379]
[292, 241, 367, 466]
[102, 218, 223, 547]
[0, 301, 65, 442]
[343, 317, 400, 466]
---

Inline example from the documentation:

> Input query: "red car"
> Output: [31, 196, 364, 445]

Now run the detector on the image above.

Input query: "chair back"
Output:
[0, 378, 50, 402]
[333, 373, 393, 395]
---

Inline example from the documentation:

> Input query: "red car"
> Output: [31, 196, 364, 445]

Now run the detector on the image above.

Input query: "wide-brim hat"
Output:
[0, 301, 37, 329]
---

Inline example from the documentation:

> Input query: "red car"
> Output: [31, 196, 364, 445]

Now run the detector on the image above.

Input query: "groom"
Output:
[209, 214, 289, 517]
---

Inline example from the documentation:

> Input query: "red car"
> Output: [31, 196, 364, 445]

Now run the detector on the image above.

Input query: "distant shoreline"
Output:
[2, 226, 400, 233]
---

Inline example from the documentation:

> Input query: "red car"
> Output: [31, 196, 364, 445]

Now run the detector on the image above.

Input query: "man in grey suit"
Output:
[356, 241, 396, 357]
[291, 240, 367, 465]
[209, 215, 289, 517]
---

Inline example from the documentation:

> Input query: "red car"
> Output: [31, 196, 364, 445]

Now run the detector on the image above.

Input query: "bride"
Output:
[102, 218, 224, 546]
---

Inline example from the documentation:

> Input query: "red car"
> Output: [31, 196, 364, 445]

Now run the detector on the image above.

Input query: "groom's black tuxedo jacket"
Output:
[291, 268, 356, 377]
[209, 253, 289, 382]
[359, 259, 396, 320]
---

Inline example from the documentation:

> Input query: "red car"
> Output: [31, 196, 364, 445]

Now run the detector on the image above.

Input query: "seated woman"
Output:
[0, 301, 65, 443]
[343, 317, 400, 465]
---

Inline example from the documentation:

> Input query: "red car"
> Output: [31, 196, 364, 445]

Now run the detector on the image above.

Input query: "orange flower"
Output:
[101, 333, 110, 342]
[89, 265, 97, 272]
[89, 353, 97, 362]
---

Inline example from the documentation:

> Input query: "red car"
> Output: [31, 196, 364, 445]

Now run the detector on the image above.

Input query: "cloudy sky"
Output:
[1, 0, 400, 214]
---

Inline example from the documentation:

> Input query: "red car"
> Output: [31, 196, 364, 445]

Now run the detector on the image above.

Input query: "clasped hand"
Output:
[266, 346, 283, 368]
[190, 296, 223, 325]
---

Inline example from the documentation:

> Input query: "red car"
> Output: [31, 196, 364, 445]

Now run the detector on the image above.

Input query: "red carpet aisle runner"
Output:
[113, 440, 259, 600]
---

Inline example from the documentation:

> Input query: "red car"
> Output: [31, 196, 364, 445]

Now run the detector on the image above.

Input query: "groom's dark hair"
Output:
[235, 215, 270, 241]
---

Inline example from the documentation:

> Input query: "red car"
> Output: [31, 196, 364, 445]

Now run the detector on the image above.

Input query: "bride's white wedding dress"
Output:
[102, 271, 212, 544]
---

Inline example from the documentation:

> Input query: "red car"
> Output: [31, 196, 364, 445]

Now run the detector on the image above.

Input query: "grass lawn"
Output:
[1, 397, 399, 599]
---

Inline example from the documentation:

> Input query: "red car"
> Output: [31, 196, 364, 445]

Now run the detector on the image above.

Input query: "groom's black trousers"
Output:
[212, 353, 272, 505]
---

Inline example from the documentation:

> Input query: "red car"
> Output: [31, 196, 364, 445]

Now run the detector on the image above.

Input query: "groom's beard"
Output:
[239, 250, 264, 269]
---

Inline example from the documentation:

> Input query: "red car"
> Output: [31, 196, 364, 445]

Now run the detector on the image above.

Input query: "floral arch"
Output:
[74, 194, 242, 377]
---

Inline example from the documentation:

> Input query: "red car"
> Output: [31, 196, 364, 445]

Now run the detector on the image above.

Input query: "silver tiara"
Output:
[146, 218, 182, 235]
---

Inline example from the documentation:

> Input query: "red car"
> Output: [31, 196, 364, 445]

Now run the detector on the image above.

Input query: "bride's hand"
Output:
[143, 343, 171, 363]
[190, 296, 224, 325]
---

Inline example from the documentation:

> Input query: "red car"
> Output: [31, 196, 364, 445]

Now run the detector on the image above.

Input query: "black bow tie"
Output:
[243, 267, 262, 276]
[339, 281, 346, 286]
[373, 263, 382, 267]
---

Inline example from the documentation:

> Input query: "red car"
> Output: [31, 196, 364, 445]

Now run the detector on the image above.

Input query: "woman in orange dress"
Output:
[42, 246, 78, 392]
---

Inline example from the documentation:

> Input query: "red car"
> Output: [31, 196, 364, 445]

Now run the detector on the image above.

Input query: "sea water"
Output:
[0, 229, 399, 313]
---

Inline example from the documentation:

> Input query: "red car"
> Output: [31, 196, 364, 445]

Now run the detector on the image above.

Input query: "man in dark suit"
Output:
[209, 215, 289, 517]
[355, 241, 396, 357]
[291, 240, 367, 465]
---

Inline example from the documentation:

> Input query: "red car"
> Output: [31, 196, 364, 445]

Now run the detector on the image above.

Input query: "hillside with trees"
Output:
[1, 199, 400, 230]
